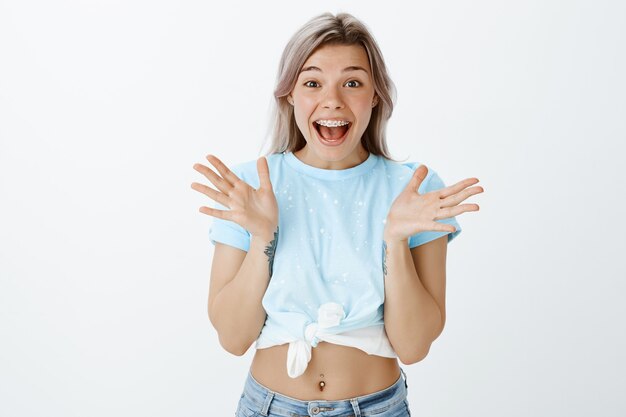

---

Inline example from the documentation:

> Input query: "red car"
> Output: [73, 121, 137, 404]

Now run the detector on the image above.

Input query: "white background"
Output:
[1, 0, 625, 416]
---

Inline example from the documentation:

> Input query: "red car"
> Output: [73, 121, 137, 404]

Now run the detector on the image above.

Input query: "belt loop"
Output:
[260, 390, 274, 416]
[350, 398, 362, 417]
[400, 367, 408, 389]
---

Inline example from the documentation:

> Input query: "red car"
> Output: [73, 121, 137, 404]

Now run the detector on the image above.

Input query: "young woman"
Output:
[192, 12, 483, 417]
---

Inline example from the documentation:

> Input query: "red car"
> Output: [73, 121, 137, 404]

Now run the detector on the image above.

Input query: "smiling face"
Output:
[288, 43, 379, 170]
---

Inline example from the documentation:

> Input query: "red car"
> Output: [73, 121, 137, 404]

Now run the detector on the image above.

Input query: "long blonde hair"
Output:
[262, 12, 399, 161]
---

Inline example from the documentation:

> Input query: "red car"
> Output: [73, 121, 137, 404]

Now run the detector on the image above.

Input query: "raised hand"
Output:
[383, 165, 483, 243]
[191, 154, 279, 242]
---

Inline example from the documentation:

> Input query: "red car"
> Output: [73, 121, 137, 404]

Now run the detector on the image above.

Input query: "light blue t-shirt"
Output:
[208, 151, 462, 353]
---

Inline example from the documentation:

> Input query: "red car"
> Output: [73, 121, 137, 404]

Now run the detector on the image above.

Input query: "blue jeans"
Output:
[235, 367, 411, 417]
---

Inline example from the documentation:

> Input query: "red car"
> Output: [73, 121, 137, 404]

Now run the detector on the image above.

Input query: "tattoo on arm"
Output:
[263, 226, 279, 277]
[382, 240, 388, 278]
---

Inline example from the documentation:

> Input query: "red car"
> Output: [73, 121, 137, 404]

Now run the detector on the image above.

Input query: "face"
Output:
[288, 43, 379, 170]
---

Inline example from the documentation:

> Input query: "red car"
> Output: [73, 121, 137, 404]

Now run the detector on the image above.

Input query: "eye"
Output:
[304, 81, 320, 88]
[345, 80, 361, 88]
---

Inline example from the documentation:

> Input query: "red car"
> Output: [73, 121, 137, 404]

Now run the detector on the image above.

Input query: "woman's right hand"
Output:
[191, 154, 278, 242]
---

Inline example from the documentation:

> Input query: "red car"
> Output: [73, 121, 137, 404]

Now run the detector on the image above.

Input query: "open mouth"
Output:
[313, 120, 352, 144]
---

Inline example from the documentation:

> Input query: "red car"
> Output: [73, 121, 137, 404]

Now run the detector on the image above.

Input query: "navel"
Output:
[318, 373, 325, 391]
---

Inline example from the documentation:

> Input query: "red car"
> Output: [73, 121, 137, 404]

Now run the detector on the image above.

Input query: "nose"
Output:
[322, 86, 345, 109]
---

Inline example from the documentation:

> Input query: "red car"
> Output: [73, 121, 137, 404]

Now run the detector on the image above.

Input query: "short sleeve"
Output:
[406, 164, 462, 248]
[207, 164, 251, 252]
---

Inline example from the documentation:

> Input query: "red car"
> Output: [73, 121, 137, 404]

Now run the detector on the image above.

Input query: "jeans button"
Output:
[311, 406, 320, 414]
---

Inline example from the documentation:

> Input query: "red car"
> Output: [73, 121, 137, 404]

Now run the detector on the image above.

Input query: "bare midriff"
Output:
[249, 341, 401, 401]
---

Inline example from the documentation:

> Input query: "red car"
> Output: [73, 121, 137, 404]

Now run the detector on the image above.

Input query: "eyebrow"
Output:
[299, 65, 369, 74]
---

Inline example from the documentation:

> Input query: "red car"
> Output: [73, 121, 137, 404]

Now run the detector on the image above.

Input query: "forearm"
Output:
[382, 239, 443, 363]
[211, 231, 277, 355]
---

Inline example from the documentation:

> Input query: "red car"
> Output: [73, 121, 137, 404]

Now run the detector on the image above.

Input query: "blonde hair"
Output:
[261, 12, 400, 161]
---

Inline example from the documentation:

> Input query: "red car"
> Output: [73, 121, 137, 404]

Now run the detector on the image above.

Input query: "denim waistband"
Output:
[239, 367, 408, 417]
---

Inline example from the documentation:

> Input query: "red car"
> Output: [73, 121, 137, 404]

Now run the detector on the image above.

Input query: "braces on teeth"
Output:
[315, 120, 350, 127]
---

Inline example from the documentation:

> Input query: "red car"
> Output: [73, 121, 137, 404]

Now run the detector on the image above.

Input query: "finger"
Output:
[205, 154, 242, 187]
[437, 203, 480, 220]
[198, 206, 233, 221]
[257, 156, 272, 189]
[440, 185, 484, 208]
[190, 182, 231, 209]
[438, 177, 480, 199]
[408, 165, 428, 193]
[193, 161, 233, 195]
[427, 221, 458, 233]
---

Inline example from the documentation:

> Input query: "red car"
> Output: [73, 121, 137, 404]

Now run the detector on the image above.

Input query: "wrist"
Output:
[383, 237, 409, 250]
[251, 226, 279, 247]
[383, 228, 409, 245]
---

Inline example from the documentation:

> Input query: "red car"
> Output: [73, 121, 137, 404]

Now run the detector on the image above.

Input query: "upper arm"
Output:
[208, 243, 247, 326]
[410, 235, 448, 335]
[205, 162, 252, 323]
[404, 162, 462, 334]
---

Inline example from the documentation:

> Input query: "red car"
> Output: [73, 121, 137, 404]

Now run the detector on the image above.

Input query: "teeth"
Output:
[315, 120, 350, 127]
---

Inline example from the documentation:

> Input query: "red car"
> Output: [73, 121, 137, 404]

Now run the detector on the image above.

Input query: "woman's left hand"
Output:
[383, 165, 484, 243]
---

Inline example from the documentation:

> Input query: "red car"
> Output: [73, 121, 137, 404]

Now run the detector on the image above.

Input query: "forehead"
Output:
[301, 43, 371, 72]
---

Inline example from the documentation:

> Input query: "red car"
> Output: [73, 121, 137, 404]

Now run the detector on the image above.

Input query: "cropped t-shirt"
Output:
[208, 151, 462, 378]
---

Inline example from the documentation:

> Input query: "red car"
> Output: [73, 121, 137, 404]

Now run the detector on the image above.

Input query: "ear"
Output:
[372, 95, 379, 107]
[287, 95, 294, 106]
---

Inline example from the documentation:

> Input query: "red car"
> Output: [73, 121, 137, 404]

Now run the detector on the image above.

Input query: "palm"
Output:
[230, 177, 278, 237]
[384, 165, 483, 242]
[192, 155, 279, 240]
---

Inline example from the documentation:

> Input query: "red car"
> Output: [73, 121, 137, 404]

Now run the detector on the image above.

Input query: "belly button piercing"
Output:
[319, 374, 325, 391]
